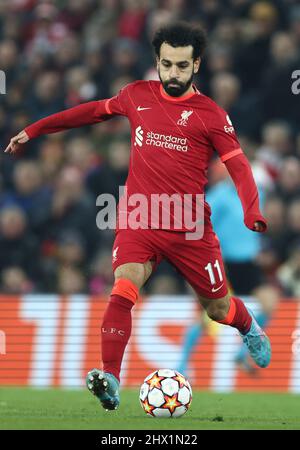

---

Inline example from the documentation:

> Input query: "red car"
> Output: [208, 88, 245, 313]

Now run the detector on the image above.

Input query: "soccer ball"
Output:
[139, 369, 192, 418]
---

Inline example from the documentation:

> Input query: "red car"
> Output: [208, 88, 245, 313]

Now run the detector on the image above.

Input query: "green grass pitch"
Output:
[0, 388, 299, 430]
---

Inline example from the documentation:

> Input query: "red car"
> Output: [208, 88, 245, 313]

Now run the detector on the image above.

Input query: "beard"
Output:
[159, 71, 194, 97]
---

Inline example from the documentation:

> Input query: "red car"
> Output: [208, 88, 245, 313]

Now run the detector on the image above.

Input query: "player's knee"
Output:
[114, 262, 152, 289]
[111, 278, 139, 304]
[205, 298, 230, 322]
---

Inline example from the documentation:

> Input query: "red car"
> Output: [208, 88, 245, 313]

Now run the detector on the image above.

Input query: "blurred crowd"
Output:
[0, 0, 300, 297]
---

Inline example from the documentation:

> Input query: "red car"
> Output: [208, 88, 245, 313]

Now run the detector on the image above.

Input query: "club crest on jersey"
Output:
[224, 114, 234, 134]
[134, 125, 143, 147]
[112, 246, 119, 263]
[177, 110, 193, 126]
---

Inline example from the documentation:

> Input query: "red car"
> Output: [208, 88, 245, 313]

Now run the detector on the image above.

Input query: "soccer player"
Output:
[5, 23, 271, 411]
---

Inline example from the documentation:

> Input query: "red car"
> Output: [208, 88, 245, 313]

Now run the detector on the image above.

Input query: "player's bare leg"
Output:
[197, 291, 271, 369]
[114, 261, 153, 288]
[86, 261, 153, 411]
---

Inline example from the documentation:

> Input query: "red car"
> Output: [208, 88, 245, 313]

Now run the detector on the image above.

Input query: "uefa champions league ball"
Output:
[139, 369, 192, 418]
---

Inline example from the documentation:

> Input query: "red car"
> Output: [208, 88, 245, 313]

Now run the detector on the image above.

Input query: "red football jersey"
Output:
[25, 79, 265, 232]
[105, 80, 242, 230]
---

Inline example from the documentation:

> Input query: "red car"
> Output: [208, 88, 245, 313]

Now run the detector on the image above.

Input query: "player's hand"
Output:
[4, 130, 29, 154]
[253, 221, 266, 232]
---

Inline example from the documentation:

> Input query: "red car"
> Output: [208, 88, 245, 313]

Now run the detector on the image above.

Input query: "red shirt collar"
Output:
[159, 83, 200, 102]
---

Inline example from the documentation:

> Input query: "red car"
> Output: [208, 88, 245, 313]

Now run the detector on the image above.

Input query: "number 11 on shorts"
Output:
[205, 259, 223, 285]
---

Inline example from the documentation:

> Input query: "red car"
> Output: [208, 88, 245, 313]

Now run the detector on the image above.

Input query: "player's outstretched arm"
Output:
[3, 99, 115, 154]
[3, 83, 130, 154]
[224, 153, 267, 233]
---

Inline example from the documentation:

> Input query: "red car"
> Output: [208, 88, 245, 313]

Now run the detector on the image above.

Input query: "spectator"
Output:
[39, 137, 65, 184]
[261, 31, 300, 128]
[64, 66, 97, 107]
[118, 0, 148, 42]
[257, 121, 293, 180]
[210, 72, 262, 137]
[0, 40, 19, 88]
[57, 266, 86, 295]
[27, 71, 65, 120]
[235, 1, 279, 91]
[277, 243, 300, 298]
[54, 34, 82, 70]
[65, 136, 98, 176]
[1, 266, 34, 294]
[1, 160, 52, 233]
[87, 137, 130, 201]
[0, 205, 41, 283]
[275, 157, 300, 203]
[47, 166, 100, 259]
[56, 231, 86, 268]
[109, 37, 143, 80]
[257, 196, 288, 274]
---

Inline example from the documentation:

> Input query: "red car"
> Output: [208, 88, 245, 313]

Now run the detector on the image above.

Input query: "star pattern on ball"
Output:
[162, 394, 182, 414]
[146, 373, 164, 390]
[174, 373, 187, 388]
[142, 398, 155, 416]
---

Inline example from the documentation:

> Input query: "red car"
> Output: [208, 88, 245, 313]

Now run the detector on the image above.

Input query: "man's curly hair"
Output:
[152, 22, 207, 60]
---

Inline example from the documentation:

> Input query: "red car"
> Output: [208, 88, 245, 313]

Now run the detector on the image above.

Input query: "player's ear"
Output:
[193, 57, 201, 74]
[156, 56, 160, 70]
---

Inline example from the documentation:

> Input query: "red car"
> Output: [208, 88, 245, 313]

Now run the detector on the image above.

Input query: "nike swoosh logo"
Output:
[211, 284, 224, 293]
[137, 106, 151, 111]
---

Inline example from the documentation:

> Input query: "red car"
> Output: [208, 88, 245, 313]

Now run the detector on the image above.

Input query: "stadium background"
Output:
[0, 0, 300, 394]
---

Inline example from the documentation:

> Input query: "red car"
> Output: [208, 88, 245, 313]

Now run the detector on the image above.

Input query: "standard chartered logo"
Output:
[134, 125, 188, 152]
[134, 125, 144, 147]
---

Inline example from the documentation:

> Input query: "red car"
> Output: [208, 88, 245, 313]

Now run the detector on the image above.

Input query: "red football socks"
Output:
[101, 294, 134, 382]
[217, 296, 252, 335]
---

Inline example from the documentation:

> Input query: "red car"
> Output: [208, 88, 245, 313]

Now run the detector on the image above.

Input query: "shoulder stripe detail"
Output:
[104, 98, 112, 115]
[221, 148, 243, 163]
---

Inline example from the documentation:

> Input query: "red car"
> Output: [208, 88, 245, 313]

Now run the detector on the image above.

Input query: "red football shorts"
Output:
[112, 226, 228, 299]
